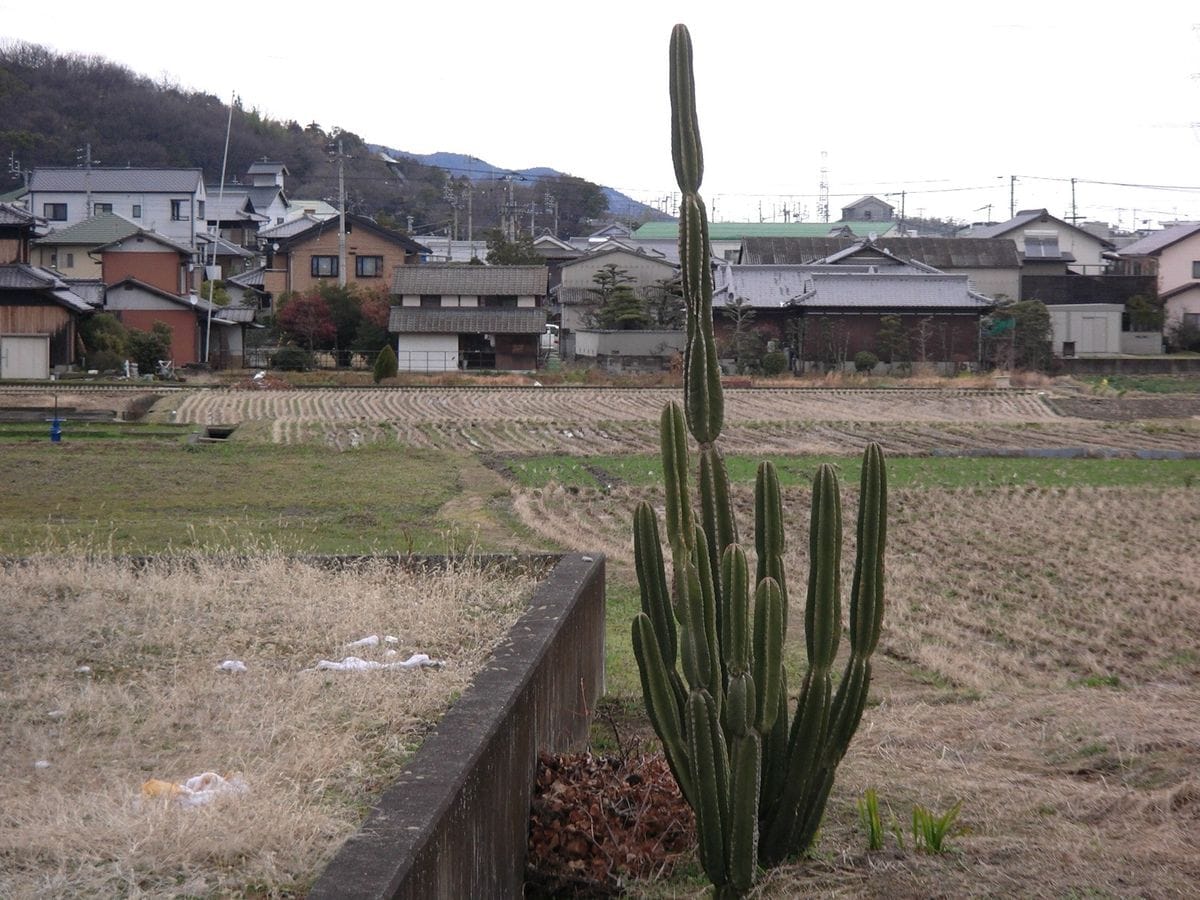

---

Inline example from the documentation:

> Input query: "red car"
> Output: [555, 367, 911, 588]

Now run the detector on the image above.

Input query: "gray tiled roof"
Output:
[0, 264, 92, 312]
[1117, 221, 1200, 257]
[388, 306, 546, 334]
[741, 237, 1021, 268]
[36, 213, 142, 246]
[713, 265, 813, 308]
[228, 266, 266, 288]
[962, 209, 1115, 249]
[391, 264, 548, 296]
[789, 273, 993, 310]
[0, 202, 37, 226]
[246, 186, 286, 212]
[30, 167, 203, 193]
[258, 214, 322, 239]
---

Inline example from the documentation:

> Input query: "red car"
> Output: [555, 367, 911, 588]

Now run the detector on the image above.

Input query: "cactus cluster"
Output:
[630, 24, 889, 896]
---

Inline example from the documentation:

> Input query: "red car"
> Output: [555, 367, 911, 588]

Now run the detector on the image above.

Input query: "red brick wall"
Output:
[117, 309, 198, 365]
[103, 252, 184, 294]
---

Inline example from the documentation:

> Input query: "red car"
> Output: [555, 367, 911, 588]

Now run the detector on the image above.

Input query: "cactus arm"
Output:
[751, 577, 783, 734]
[849, 442, 887, 656]
[728, 732, 762, 894]
[806, 464, 843, 671]
[669, 24, 703, 193]
[676, 558, 712, 692]
[759, 670, 831, 865]
[722, 544, 751, 673]
[754, 462, 789, 626]
[688, 689, 729, 888]
[661, 402, 694, 551]
[634, 501, 677, 668]
[693, 523, 724, 711]
[632, 613, 694, 805]
[700, 444, 738, 601]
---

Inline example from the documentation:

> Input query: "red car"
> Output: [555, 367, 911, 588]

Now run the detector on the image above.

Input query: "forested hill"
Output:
[0, 41, 656, 238]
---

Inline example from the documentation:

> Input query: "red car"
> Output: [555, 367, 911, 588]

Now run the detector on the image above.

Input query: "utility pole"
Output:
[76, 142, 95, 218]
[1009, 175, 1016, 219]
[817, 150, 830, 223]
[1070, 177, 1078, 224]
[336, 138, 347, 287]
[466, 188, 475, 259]
[898, 190, 906, 234]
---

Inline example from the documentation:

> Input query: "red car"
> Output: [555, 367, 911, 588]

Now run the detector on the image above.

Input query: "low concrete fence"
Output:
[310, 553, 606, 900]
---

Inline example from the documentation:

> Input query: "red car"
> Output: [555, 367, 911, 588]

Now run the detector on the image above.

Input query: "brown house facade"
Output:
[263, 214, 429, 297]
[0, 265, 92, 378]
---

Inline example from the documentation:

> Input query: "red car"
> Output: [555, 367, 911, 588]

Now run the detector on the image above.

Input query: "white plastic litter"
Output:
[345, 634, 380, 649]
[384, 635, 399, 644]
[75, 665, 92, 675]
[312, 653, 439, 672]
[141, 772, 249, 807]
[34, 759, 51, 769]
[218, 660, 247, 674]
[47, 709, 66, 719]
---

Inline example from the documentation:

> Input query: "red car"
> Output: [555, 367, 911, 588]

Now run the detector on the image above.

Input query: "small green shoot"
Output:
[857, 788, 885, 851]
[912, 799, 963, 854]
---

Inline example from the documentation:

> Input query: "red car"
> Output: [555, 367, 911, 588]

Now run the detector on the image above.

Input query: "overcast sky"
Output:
[5, 1, 1199, 229]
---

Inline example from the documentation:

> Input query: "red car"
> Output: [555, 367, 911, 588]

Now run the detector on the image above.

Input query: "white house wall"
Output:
[31, 192, 202, 248]
[396, 333, 458, 372]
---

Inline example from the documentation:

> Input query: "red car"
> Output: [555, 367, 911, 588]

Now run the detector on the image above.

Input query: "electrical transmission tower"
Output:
[817, 150, 830, 223]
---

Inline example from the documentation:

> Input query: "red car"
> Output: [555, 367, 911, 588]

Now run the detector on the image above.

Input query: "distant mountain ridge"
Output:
[372, 146, 670, 224]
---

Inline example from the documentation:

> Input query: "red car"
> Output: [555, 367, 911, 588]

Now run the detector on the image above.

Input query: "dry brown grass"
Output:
[514, 481, 1200, 897]
[0, 554, 537, 898]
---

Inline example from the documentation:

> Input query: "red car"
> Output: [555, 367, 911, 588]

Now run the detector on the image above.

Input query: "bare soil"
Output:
[512, 481, 1200, 898]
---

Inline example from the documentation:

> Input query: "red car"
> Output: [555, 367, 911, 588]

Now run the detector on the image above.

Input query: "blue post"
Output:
[50, 419, 62, 442]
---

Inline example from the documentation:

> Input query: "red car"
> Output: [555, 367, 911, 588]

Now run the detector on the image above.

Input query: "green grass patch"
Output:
[503, 453, 1200, 490]
[0, 442, 475, 555]
[0, 422, 194, 442]
[1079, 374, 1200, 394]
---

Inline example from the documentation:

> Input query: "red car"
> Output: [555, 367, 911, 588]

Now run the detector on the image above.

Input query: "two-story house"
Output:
[28, 168, 207, 250]
[388, 265, 547, 371]
[960, 208, 1114, 276]
[263, 213, 428, 297]
[1115, 221, 1200, 332]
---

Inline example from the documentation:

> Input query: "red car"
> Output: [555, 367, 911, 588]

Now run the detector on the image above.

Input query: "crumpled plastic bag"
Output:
[312, 653, 440, 672]
[344, 634, 400, 649]
[141, 772, 249, 807]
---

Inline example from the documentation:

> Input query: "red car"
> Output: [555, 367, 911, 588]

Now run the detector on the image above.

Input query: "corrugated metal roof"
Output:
[633, 220, 896, 240]
[388, 306, 546, 334]
[741, 236, 1021, 268]
[35, 213, 142, 246]
[790, 273, 993, 310]
[1117, 221, 1200, 257]
[259, 214, 322, 239]
[30, 167, 203, 193]
[391, 264, 548, 296]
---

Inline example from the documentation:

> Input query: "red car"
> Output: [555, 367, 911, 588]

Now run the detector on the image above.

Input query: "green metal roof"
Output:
[35, 213, 141, 246]
[632, 220, 896, 240]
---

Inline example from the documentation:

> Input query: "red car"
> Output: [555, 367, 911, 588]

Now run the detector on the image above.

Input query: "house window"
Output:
[44, 203, 67, 221]
[420, 294, 442, 308]
[197, 200, 205, 220]
[1192, 261, 1200, 279]
[1062, 341, 1076, 358]
[356, 255, 384, 277]
[1184, 313, 1200, 328]
[862, 210, 873, 220]
[93, 203, 113, 214]
[65, 252, 74, 268]
[132, 204, 142, 218]
[483, 295, 518, 309]
[311, 255, 338, 278]
[170, 199, 189, 221]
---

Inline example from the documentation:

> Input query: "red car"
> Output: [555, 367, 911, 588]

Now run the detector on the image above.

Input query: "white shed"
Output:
[1046, 303, 1123, 357]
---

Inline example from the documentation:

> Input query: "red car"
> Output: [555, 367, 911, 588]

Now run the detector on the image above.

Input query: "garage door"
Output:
[1, 335, 50, 379]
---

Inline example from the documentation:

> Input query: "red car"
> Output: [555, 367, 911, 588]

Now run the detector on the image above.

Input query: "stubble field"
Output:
[2, 380, 1199, 897]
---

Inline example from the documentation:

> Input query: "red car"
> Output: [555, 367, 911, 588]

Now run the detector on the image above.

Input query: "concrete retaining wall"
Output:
[310, 553, 606, 900]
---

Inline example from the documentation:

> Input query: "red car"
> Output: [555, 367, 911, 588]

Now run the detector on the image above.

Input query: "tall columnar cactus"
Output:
[631, 24, 889, 897]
